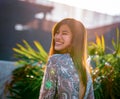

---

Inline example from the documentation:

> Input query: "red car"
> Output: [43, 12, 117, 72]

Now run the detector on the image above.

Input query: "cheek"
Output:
[66, 37, 72, 45]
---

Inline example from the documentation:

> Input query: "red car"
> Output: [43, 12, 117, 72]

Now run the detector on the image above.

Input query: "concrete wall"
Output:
[0, 61, 16, 99]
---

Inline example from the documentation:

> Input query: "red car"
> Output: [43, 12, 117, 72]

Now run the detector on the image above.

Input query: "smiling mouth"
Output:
[55, 42, 63, 45]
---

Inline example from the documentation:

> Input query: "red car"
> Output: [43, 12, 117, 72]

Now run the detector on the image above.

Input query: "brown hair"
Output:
[49, 18, 88, 99]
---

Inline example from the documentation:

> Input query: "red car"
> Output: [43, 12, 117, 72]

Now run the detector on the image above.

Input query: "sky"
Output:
[48, 0, 120, 16]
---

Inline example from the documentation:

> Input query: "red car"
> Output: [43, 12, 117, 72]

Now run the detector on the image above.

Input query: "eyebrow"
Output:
[62, 30, 69, 32]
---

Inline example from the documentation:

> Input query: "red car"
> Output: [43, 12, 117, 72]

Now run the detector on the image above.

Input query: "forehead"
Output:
[58, 24, 71, 31]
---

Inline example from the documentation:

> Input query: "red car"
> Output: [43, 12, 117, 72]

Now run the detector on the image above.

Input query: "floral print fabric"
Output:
[39, 54, 94, 99]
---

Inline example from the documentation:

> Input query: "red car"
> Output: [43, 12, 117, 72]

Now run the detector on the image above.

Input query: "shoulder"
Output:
[48, 54, 72, 64]
[49, 54, 64, 59]
[49, 53, 71, 60]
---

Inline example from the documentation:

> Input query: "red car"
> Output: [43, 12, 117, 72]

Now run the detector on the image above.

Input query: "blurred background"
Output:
[0, 0, 120, 61]
[0, 0, 120, 98]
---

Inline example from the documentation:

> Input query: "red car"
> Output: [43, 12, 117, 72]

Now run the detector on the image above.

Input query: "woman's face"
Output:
[54, 24, 72, 53]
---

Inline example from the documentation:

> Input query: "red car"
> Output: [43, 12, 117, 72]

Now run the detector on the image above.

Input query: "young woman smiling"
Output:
[39, 18, 94, 99]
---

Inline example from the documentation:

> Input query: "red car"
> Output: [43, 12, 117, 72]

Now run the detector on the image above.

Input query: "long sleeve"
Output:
[85, 72, 94, 99]
[87, 83, 94, 99]
[39, 54, 95, 99]
[39, 56, 58, 99]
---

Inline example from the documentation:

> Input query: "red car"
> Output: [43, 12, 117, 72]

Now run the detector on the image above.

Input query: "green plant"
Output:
[88, 35, 105, 56]
[88, 29, 120, 99]
[6, 28, 120, 99]
[112, 28, 120, 56]
[13, 40, 48, 66]
[6, 40, 48, 99]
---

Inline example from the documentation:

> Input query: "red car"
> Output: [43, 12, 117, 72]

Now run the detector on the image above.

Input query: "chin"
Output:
[55, 47, 62, 51]
[55, 49, 62, 52]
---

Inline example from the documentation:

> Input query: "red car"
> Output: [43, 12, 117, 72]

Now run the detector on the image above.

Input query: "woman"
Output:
[39, 18, 94, 99]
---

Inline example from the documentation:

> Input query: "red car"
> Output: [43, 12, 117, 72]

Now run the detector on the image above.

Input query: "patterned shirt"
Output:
[39, 54, 94, 99]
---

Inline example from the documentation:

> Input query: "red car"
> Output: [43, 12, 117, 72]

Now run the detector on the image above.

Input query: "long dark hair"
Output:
[49, 18, 88, 99]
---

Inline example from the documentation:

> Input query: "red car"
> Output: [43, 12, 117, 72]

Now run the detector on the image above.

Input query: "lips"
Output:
[55, 42, 63, 45]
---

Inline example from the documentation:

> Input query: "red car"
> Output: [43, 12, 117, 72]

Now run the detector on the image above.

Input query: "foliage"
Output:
[6, 29, 120, 99]
[88, 35, 105, 56]
[88, 28, 120, 99]
[6, 40, 48, 99]
[13, 40, 48, 66]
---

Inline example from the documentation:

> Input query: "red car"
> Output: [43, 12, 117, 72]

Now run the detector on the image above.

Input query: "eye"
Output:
[62, 31, 68, 35]
[62, 32, 67, 35]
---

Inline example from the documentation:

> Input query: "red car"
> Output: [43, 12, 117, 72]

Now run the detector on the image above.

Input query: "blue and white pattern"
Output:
[39, 54, 94, 99]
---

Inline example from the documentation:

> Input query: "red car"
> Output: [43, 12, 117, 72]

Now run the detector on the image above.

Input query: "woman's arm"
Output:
[39, 56, 58, 99]
[84, 71, 94, 99]
[86, 73, 94, 99]
[87, 83, 94, 99]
